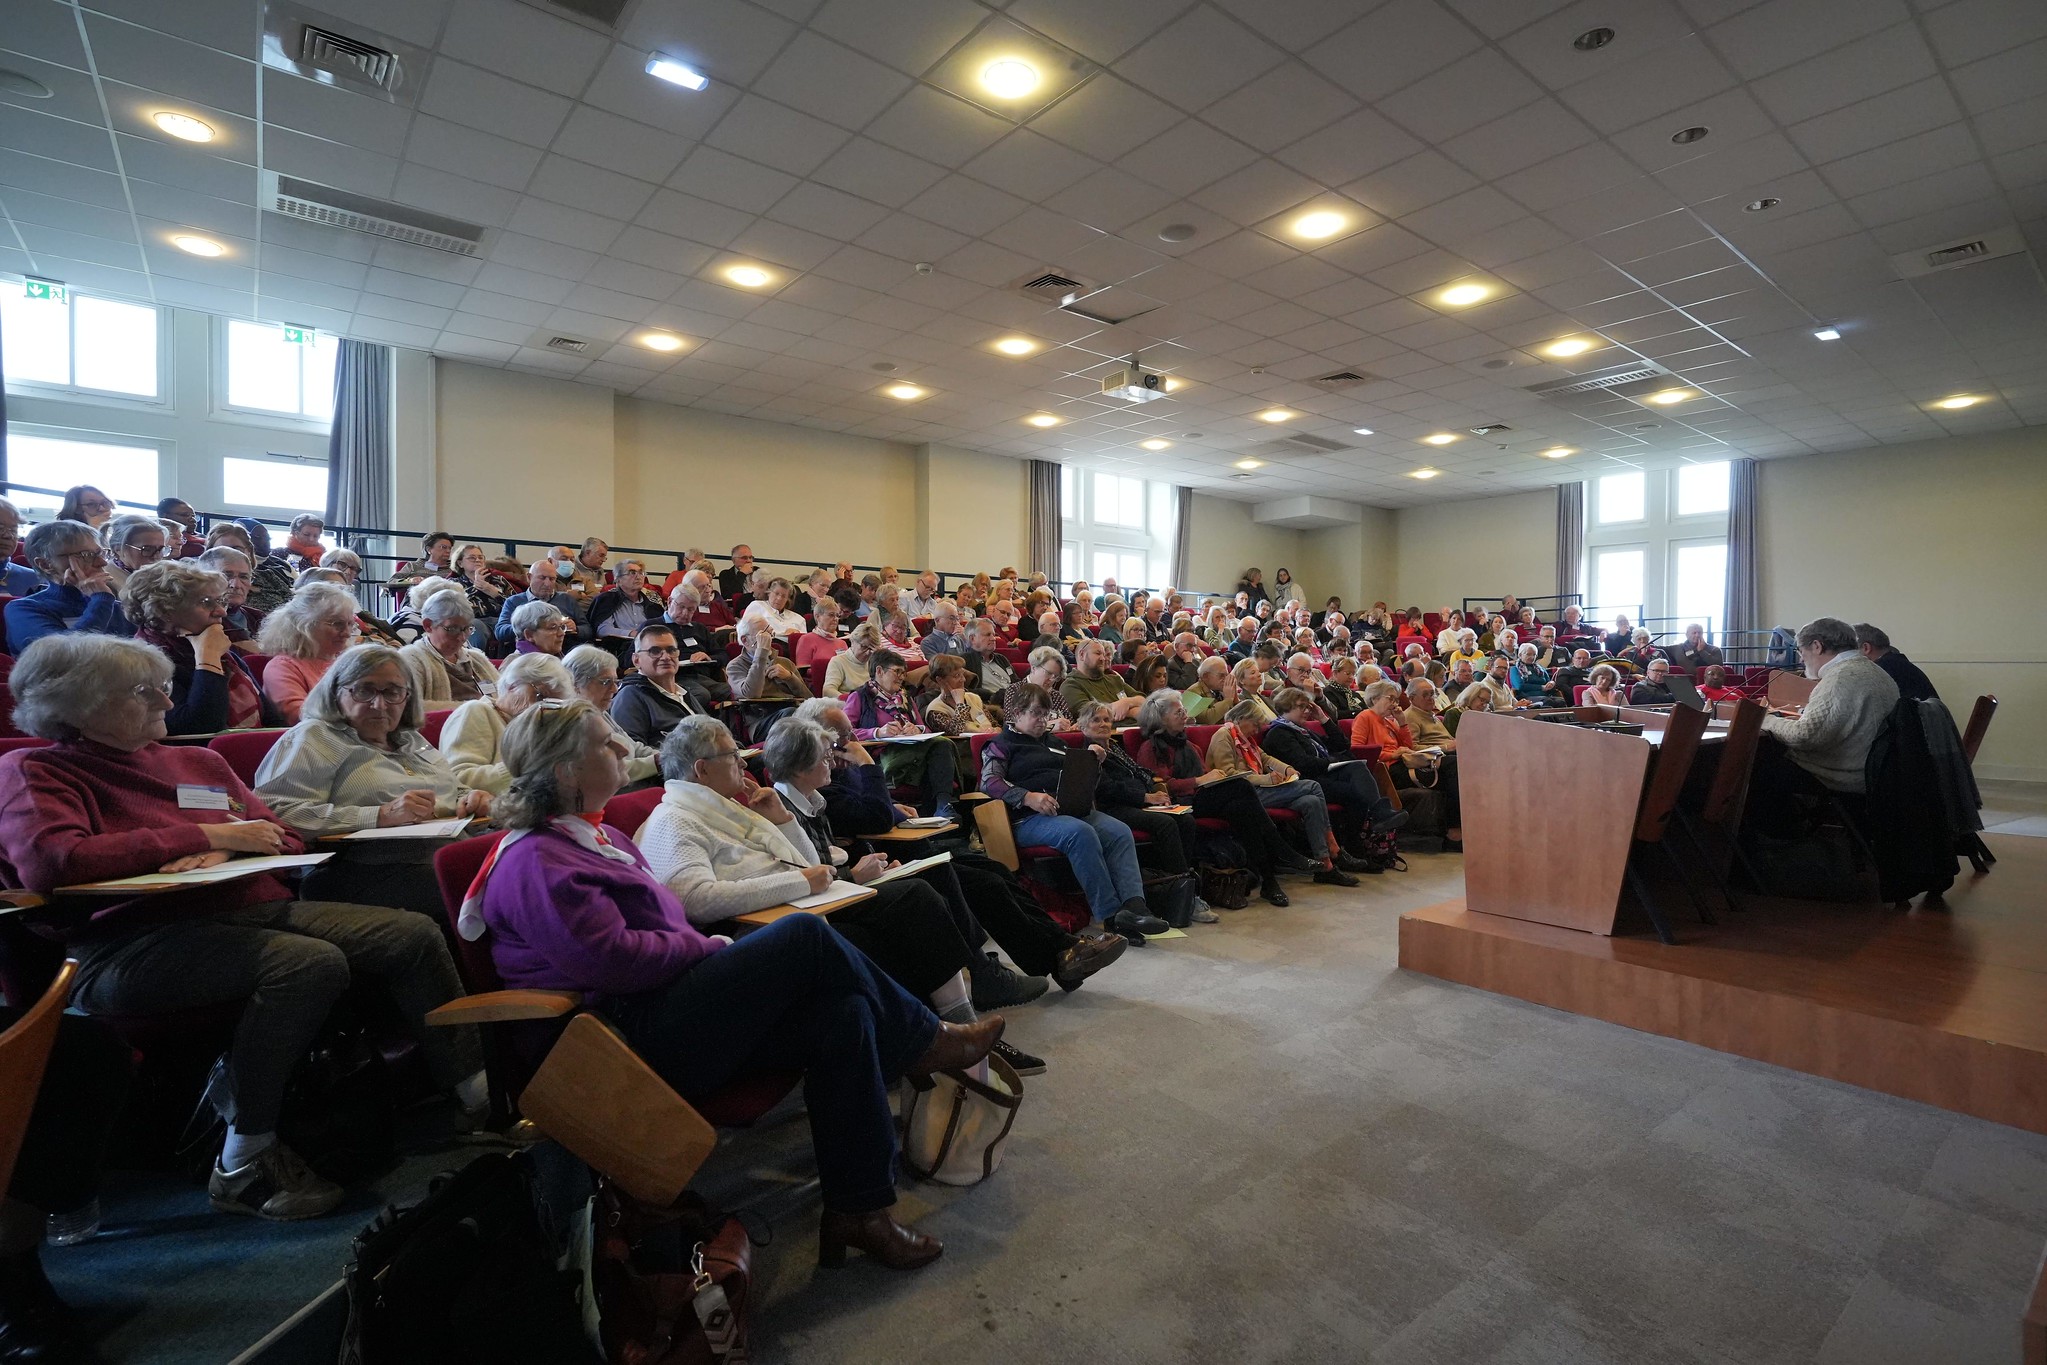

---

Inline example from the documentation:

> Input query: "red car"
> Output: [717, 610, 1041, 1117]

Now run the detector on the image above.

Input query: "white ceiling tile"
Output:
[391, 163, 522, 227]
[1005, 0, 1184, 66]
[1786, 75, 1965, 164]
[902, 173, 1030, 235]
[82, 13, 257, 118]
[1200, 63, 1359, 154]
[961, 129, 1102, 201]
[579, 44, 741, 140]
[705, 94, 854, 176]
[0, 151, 125, 212]
[1915, 0, 2047, 69]
[114, 134, 255, 203]
[1186, 159, 1324, 227]
[485, 230, 598, 280]
[406, 115, 543, 191]
[1272, 107, 1426, 189]
[526, 154, 657, 219]
[622, 0, 798, 87]
[1441, 99, 1594, 181]
[1608, 87, 1776, 174]
[863, 85, 1012, 168]
[1748, 23, 1940, 126]
[728, 216, 854, 271]
[0, 0, 92, 70]
[1494, 0, 1695, 85]
[264, 127, 399, 198]
[417, 58, 572, 149]
[261, 71, 414, 158]
[1708, 0, 1912, 78]
[809, 137, 947, 208]
[506, 198, 625, 252]
[1025, 76, 1187, 164]
[1950, 37, 2047, 115]
[634, 187, 754, 246]
[0, 106, 118, 173]
[1043, 167, 1178, 232]
[1303, 0, 1483, 103]
[767, 181, 892, 237]
[1113, 7, 1286, 113]
[1113, 119, 1259, 197]
[1973, 93, 2047, 156]
[1209, 0, 1362, 52]
[1556, 35, 1740, 135]
[439, 0, 609, 95]
[1379, 49, 1547, 143]
[751, 31, 915, 130]
[1343, 150, 1482, 219]
[808, 0, 989, 73]
[1815, 123, 1978, 200]
[553, 106, 690, 183]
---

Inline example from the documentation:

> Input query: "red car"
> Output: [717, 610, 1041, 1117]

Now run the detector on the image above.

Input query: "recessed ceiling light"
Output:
[1234, 458, 1264, 470]
[1410, 468, 1441, 479]
[1812, 327, 1841, 341]
[1573, 26, 1615, 50]
[1025, 413, 1061, 427]
[170, 234, 225, 257]
[151, 111, 214, 142]
[1541, 447, 1575, 459]
[1157, 223, 1197, 243]
[1139, 438, 1172, 451]
[1542, 337, 1595, 357]
[645, 56, 709, 90]
[883, 383, 927, 401]
[1422, 432, 1459, 445]
[1934, 395, 1983, 409]
[637, 331, 686, 352]
[722, 264, 772, 288]
[1670, 125, 1710, 144]
[1436, 282, 1491, 307]
[1745, 197, 1781, 212]
[1256, 408, 1294, 423]
[992, 336, 1037, 356]
[0, 69, 54, 99]
[1290, 210, 1347, 240]
[1352, 427, 1374, 435]
[979, 57, 1040, 99]
[1646, 387, 1695, 405]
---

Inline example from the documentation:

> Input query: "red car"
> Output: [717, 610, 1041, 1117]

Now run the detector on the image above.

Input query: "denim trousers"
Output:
[1012, 807, 1146, 919]
[1255, 779, 1334, 855]
[607, 914, 939, 1215]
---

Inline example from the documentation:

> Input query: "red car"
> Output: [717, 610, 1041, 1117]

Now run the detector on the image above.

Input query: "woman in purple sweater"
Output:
[473, 699, 1001, 1271]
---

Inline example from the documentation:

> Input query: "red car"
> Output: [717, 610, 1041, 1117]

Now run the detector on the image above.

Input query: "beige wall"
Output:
[1184, 495, 1302, 599]
[1392, 489, 1556, 612]
[915, 444, 1028, 576]
[1296, 508, 1396, 611]
[433, 364, 614, 546]
[1756, 430, 2047, 781]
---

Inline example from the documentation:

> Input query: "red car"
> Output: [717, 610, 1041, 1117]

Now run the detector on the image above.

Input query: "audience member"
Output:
[824, 622, 884, 698]
[561, 537, 611, 599]
[100, 514, 170, 599]
[1630, 657, 1676, 705]
[7, 520, 129, 651]
[386, 531, 456, 599]
[399, 589, 500, 707]
[1751, 617, 1899, 829]
[235, 521, 297, 614]
[496, 559, 587, 647]
[1603, 614, 1636, 656]
[57, 485, 114, 528]
[120, 560, 276, 734]
[0, 498, 36, 596]
[563, 644, 661, 786]
[589, 560, 666, 661]
[611, 623, 709, 745]
[727, 616, 813, 709]
[919, 601, 970, 659]
[1351, 679, 1461, 844]
[716, 544, 758, 601]
[1060, 638, 1143, 720]
[923, 653, 994, 735]
[1509, 643, 1552, 704]
[256, 582, 361, 722]
[843, 650, 955, 817]
[1206, 702, 1362, 885]
[740, 577, 807, 639]
[1854, 623, 1938, 701]
[441, 652, 575, 794]
[508, 600, 570, 655]
[282, 514, 326, 569]
[1699, 664, 1739, 703]
[1669, 624, 1723, 674]
[1582, 664, 1625, 707]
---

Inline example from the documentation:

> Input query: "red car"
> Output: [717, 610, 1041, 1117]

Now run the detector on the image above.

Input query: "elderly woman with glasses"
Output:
[256, 583, 364, 723]
[0, 634, 485, 1222]
[439, 651, 574, 795]
[563, 644, 660, 787]
[254, 645, 491, 918]
[399, 587, 500, 707]
[5, 519, 130, 652]
[119, 559, 278, 735]
[101, 513, 170, 594]
[508, 599, 570, 656]
[193, 546, 264, 649]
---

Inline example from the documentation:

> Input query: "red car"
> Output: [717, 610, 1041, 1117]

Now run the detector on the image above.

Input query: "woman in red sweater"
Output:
[0, 634, 483, 1224]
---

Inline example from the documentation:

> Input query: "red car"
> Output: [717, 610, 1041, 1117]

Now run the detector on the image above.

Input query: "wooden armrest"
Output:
[0, 890, 47, 911]
[867, 822, 956, 841]
[971, 798, 1020, 871]
[954, 791, 992, 805]
[426, 989, 582, 1025]
[518, 1013, 717, 1206]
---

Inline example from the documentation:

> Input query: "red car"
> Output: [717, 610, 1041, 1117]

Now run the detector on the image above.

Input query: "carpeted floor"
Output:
[43, 795, 2047, 1362]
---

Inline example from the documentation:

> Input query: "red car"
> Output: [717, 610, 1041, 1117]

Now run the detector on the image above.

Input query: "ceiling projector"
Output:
[1102, 365, 1168, 403]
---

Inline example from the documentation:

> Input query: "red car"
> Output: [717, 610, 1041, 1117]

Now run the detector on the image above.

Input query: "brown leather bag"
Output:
[1199, 865, 1252, 910]
[592, 1181, 752, 1365]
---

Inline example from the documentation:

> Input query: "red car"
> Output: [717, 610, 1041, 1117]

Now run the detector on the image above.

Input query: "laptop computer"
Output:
[1056, 746, 1102, 818]
[1666, 673, 1709, 711]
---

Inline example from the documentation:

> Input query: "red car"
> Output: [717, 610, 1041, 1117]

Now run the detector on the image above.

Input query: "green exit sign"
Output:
[281, 325, 315, 345]
[23, 279, 66, 303]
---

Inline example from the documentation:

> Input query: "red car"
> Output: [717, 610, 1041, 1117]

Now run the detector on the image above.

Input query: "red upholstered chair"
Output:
[420, 708, 455, 746]
[1574, 685, 1594, 705]
[208, 729, 286, 786]
[1422, 613, 1445, 634]
[805, 655, 830, 697]
[601, 787, 663, 841]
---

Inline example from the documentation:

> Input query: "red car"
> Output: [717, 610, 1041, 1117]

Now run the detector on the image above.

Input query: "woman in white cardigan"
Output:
[634, 715, 985, 1026]
[401, 588, 500, 707]
[438, 653, 573, 794]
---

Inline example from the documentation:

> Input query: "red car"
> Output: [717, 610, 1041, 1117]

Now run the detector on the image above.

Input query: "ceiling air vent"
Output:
[1312, 370, 1375, 389]
[1276, 433, 1352, 454]
[545, 336, 591, 353]
[1890, 226, 2025, 279]
[1469, 424, 1511, 436]
[1016, 271, 1090, 299]
[263, 173, 486, 255]
[545, 0, 631, 27]
[300, 24, 401, 91]
[1523, 364, 1662, 398]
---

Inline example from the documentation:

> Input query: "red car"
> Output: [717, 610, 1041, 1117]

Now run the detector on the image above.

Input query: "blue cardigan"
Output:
[5, 583, 133, 653]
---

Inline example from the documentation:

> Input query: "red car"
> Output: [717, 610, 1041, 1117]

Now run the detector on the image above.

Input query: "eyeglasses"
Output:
[125, 543, 169, 561]
[58, 548, 107, 564]
[219, 571, 254, 584]
[592, 676, 623, 691]
[638, 645, 681, 657]
[132, 681, 173, 701]
[196, 596, 226, 610]
[344, 684, 411, 705]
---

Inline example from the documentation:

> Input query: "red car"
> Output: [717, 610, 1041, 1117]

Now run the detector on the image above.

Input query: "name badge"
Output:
[176, 784, 233, 811]
[476, 681, 497, 697]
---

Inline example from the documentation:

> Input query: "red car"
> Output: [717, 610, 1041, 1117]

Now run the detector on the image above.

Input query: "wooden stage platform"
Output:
[1399, 832, 2047, 1134]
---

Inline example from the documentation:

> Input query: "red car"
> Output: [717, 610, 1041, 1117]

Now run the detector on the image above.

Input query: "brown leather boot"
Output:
[818, 1208, 943, 1270]
[907, 1015, 1003, 1080]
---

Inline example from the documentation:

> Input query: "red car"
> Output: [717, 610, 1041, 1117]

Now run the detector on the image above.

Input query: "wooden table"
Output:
[865, 821, 957, 844]
[732, 884, 876, 929]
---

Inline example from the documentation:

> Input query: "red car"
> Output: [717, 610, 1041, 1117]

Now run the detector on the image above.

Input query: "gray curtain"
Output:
[326, 339, 392, 572]
[1555, 481, 1584, 600]
[1726, 457, 1760, 644]
[1027, 458, 1061, 585]
[1170, 485, 1193, 590]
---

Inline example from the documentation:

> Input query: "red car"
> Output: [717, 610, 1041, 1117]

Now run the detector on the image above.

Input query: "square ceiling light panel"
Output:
[925, 18, 1094, 123]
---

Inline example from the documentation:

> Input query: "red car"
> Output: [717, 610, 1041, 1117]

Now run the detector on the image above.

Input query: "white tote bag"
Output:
[899, 1055, 1023, 1186]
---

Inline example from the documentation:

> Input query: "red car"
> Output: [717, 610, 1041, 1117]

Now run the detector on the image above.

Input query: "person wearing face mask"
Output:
[5, 520, 130, 652]
[120, 560, 278, 734]
[0, 498, 40, 596]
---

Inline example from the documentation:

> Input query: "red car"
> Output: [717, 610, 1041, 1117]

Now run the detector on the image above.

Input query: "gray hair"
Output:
[325, 547, 363, 575]
[303, 643, 423, 734]
[289, 512, 324, 533]
[497, 650, 573, 700]
[1027, 644, 1065, 673]
[1223, 699, 1266, 725]
[1632, 628, 1651, 644]
[1073, 700, 1113, 728]
[667, 584, 699, 615]
[1287, 652, 1315, 671]
[294, 566, 347, 589]
[10, 633, 170, 740]
[793, 696, 850, 733]
[1405, 677, 1433, 701]
[1197, 656, 1228, 683]
[659, 713, 735, 782]
[510, 599, 565, 636]
[1796, 616, 1857, 654]
[562, 643, 618, 688]
[1074, 637, 1111, 665]
[407, 575, 464, 612]
[102, 513, 165, 555]
[1363, 680, 1403, 707]
[118, 559, 225, 633]
[25, 518, 97, 564]
[496, 699, 604, 830]
[848, 621, 884, 650]
[762, 717, 832, 782]
[257, 582, 360, 658]
[419, 587, 475, 627]
[196, 546, 250, 575]
[1136, 687, 1184, 736]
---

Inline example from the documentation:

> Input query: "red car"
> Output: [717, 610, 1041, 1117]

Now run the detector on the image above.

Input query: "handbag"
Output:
[1142, 870, 1198, 928]
[1198, 865, 1252, 910]
[900, 1053, 1023, 1187]
[591, 1180, 754, 1365]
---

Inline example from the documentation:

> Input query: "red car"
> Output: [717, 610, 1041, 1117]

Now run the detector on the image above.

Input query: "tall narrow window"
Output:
[1593, 548, 1645, 618]
[1596, 471, 1645, 524]
[1671, 541, 1728, 635]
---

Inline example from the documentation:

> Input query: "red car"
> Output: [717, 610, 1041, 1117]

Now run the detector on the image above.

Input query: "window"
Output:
[1675, 461, 1730, 516]
[223, 320, 339, 421]
[1092, 472, 1146, 529]
[1060, 467, 1075, 521]
[1671, 541, 1727, 635]
[223, 457, 327, 513]
[1593, 548, 1645, 618]
[1093, 549, 1147, 587]
[1, 283, 161, 399]
[1060, 542, 1078, 587]
[3, 432, 160, 516]
[1596, 471, 1645, 524]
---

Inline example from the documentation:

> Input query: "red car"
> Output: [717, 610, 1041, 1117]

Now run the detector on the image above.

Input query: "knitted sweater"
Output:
[1762, 652, 1899, 791]
[635, 780, 814, 924]
[439, 699, 514, 795]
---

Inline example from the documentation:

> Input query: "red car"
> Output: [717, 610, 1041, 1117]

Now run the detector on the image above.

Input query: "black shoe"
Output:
[1313, 867, 1361, 887]
[1334, 850, 1374, 874]
[1258, 875, 1290, 907]
[0, 1249, 73, 1365]
[1110, 903, 1170, 936]
[1369, 808, 1411, 836]
[1276, 853, 1322, 875]
[971, 959, 1049, 1010]
[991, 1038, 1045, 1077]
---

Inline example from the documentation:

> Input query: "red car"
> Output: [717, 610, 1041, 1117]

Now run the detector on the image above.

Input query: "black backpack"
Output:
[341, 1152, 598, 1365]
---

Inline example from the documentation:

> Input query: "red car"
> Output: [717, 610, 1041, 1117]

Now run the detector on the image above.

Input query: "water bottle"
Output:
[45, 1199, 100, 1247]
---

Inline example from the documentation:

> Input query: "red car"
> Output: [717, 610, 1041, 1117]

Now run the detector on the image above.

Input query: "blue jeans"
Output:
[1256, 779, 1333, 856]
[1013, 807, 1146, 919]
[606, 914, 938, 1214]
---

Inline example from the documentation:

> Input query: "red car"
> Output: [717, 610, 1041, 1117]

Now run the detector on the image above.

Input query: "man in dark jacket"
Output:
[609, 624, 707, 745]
[1855, 623, 1938, 701]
